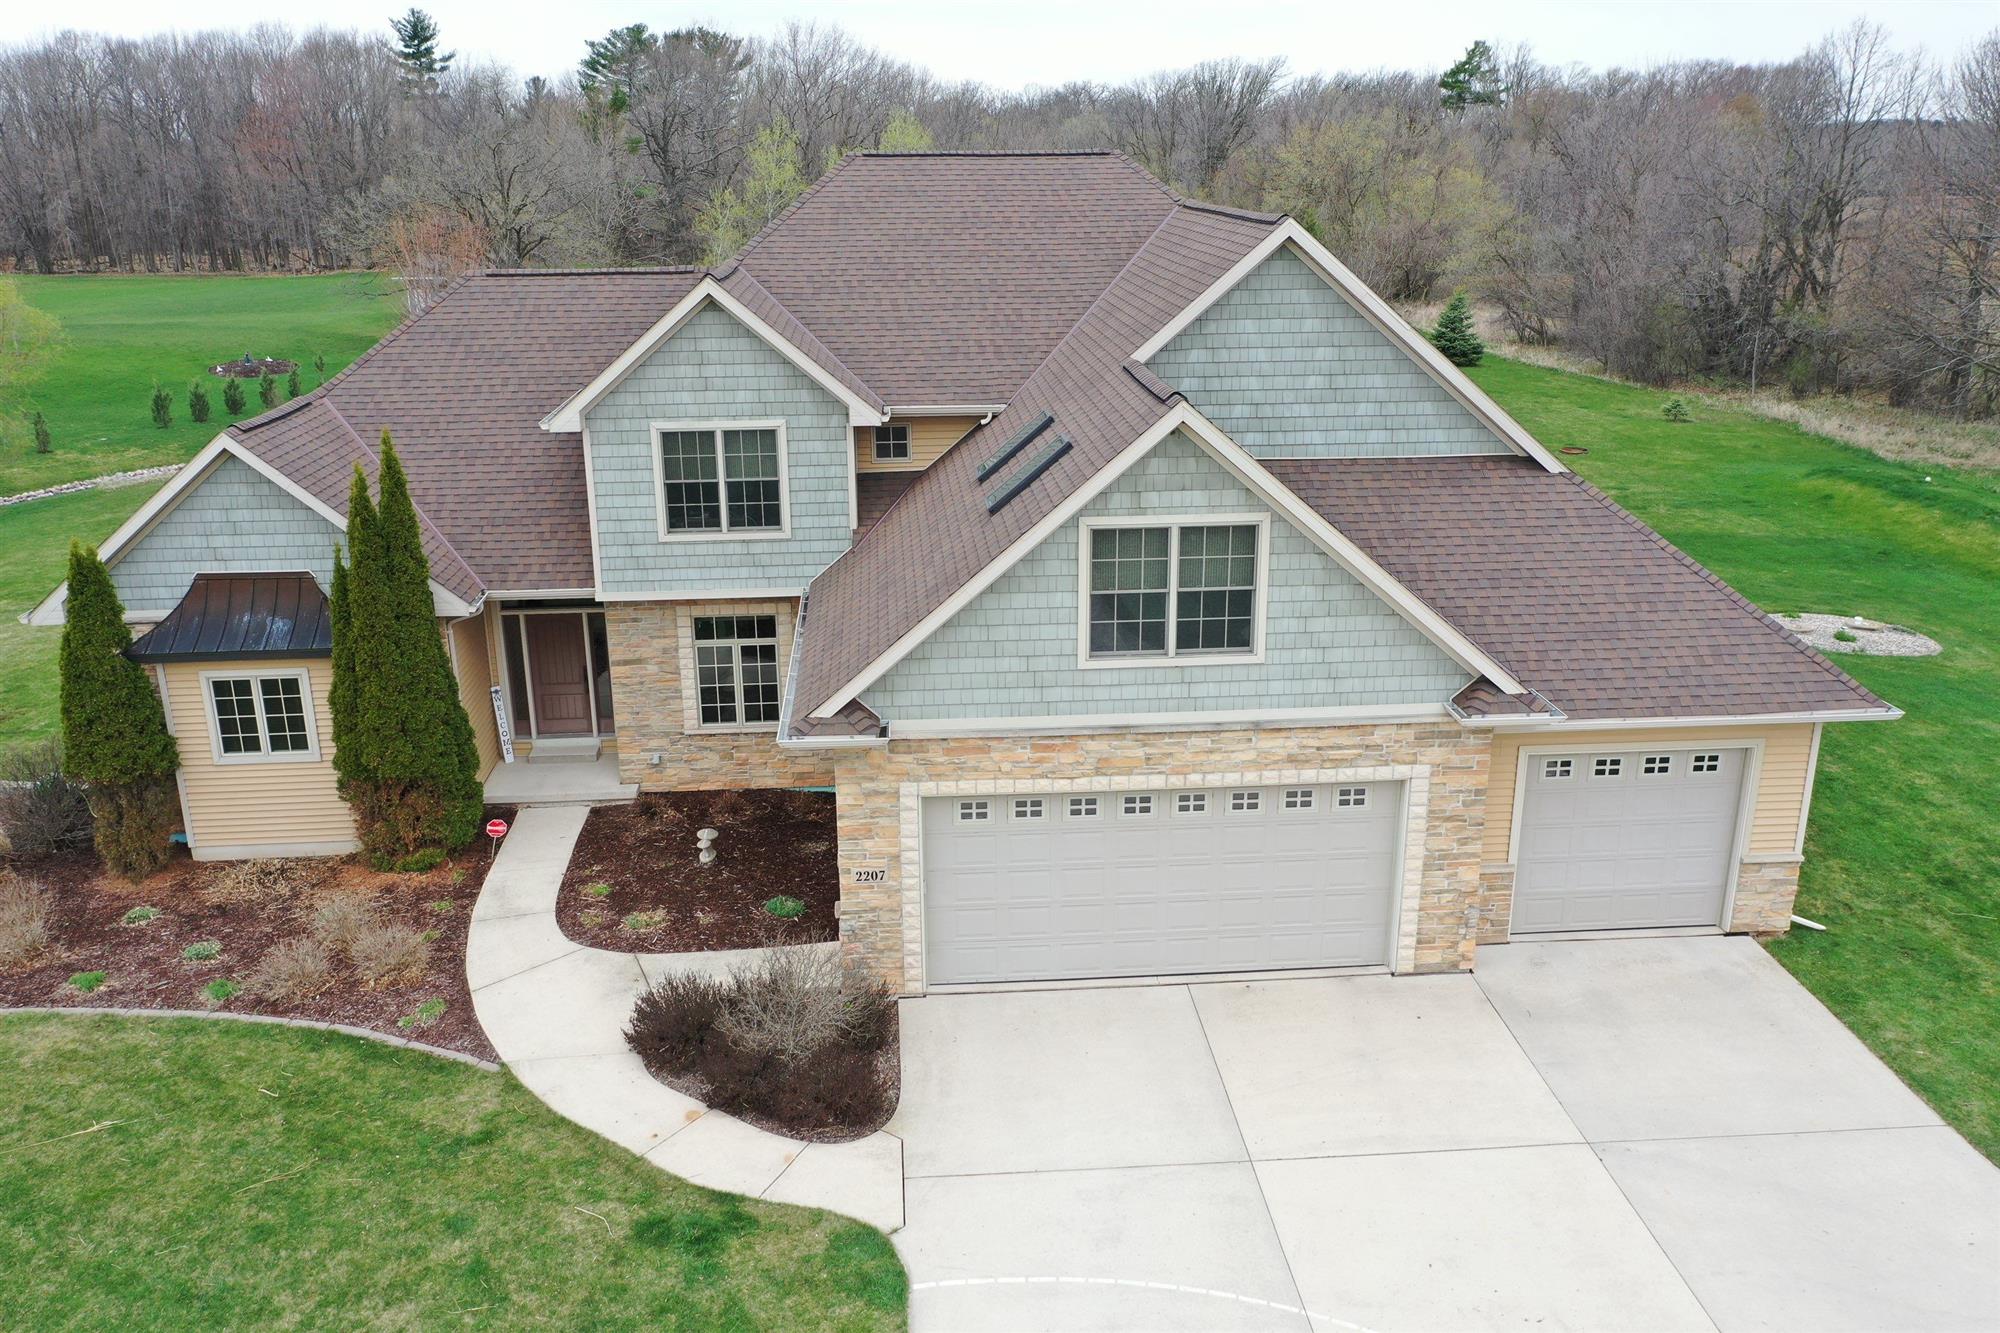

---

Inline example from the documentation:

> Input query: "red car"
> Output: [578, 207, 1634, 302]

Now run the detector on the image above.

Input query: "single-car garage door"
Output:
[1513, 747, 1747, 933]
[922, 782, 1402, 985]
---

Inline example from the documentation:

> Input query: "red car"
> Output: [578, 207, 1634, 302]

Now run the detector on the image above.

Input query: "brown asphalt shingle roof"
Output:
[228, 268, 704, 596]
[1266, 457, 1892, 722]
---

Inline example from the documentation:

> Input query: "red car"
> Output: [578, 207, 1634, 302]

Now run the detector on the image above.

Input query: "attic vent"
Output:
[985, 435, 1072, 515]
[976, 412, 1054, 483]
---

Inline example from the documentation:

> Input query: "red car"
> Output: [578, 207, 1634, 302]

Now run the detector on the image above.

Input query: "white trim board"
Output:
[540, 280, 885, 433]
[24, 433, 475, 625]
[809, 401, 1525, 719]
[1130, 222, 1567, 475]
[886, 702, 1454, 739]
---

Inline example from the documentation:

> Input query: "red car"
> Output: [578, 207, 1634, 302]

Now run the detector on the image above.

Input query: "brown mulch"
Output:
[556, 789, 839, 953]
[0, 808, 516, 1062]
[639, 1012, 901, 1146]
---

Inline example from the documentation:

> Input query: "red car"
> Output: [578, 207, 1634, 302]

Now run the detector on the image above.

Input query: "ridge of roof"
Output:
[1560, 472, 1887, 710]
[474, 266, 705, 277]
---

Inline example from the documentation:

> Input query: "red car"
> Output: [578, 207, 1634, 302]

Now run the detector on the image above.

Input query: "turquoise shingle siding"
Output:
[587, 302, 852, 597]
[860, 433, 1469, 721]
[108, 455, 340, 611]
[1149, 246, 1510, 458]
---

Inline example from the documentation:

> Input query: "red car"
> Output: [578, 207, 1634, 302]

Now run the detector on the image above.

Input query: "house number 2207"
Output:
[851, 867, 888, 885]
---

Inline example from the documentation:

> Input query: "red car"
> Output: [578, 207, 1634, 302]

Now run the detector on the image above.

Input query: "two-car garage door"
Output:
[922, 782, 1402, 986]
[1512, 746, 1748, 933]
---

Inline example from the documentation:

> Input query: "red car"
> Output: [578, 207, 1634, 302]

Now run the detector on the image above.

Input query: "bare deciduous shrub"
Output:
[0, 740, 92, 857]
[0, 874, 53, 968]
[349, 923, 430, 988]
[249, 938, 333, 1000]
[310, 896, 377, 954]
[626, 972, 729, 1068]
[707, 789, 752, 824]
[209, 858, 329, 903]
[714, 946, 850, 1061]
[841, 981, 896, 1054]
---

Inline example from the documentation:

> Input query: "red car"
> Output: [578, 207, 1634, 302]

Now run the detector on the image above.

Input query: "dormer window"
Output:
[655, 422, 788, 539]
[872, 423, 911, 462]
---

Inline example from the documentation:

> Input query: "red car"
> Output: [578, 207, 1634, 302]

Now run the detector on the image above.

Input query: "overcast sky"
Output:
[9, 1, 1994, 86]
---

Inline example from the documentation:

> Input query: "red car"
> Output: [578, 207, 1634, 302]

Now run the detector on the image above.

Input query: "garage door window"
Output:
[1643, 755, 1672, 775]
[1229, 789, 1262, 813]
[1067, 796, 1099, 818]
[1692, 752, 1721, 773]
[1543, 758, 1573, 779]
[1337, 786, 1368, 807]
[1175, 791, 1209, 815]
[1593, 757, 1623, 777]
[957, 799, 991, 823]
[1121, 794, 1156, 817]
[1012, 798, 1045, 820]
[1283, 787, 1315, 810]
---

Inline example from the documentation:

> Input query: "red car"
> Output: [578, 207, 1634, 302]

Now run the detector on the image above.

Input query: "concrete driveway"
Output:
[888, 936, 2000, 1332]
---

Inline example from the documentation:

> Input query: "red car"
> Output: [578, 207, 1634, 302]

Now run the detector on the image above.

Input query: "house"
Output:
[30, 152, 1897, 992]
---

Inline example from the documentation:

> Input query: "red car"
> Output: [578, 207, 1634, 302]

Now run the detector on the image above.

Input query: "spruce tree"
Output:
[1428, 291, 1486, 367]
[188, 381, 211, 423]
[286, 369, 302, 399]
[258, 374, 277, 409]
[390, 9, 454, 90]
[331, 435, 481, 868]
[150, 384, 172, 428]
[59, 544, 179, 879]
[223, 378, 246, 416]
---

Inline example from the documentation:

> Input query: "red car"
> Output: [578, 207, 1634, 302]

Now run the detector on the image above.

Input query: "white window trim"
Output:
[651, 419, 792, 543]
[1076, 513, 1270, 670]
[198, 667, 321, 766]
[687, 610, 785, 734]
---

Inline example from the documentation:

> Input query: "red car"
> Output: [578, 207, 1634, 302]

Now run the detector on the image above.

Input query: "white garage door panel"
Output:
[1514, 748, 1746, 933]
[923, 784, 1402, 985]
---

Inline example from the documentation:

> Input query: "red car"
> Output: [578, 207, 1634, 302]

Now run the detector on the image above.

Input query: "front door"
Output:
[525, 615, 592, 736]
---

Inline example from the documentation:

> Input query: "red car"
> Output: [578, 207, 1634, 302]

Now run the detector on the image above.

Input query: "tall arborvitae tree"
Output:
[390, 8, 453, 90]
[1428, 290, 1486, 366]
[331, 435, 482, 868]
[58, 543, 179, 879]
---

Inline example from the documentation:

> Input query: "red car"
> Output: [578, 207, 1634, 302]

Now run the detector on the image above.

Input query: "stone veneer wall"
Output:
[604, 601, 834, 791]
[832, 722, 1493, 993]
[1729, 856, 1803, 934]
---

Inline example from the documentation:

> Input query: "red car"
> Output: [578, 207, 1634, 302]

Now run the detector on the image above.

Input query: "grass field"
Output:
[2, 273, 402, 495]
[0, 1014, 907, 1331]
[1467, 358, 2000, 1159]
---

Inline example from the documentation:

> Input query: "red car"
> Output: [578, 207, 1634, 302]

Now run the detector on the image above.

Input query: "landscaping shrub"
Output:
[202, 977, 241, 1005]
[0, 875, 53, 968]
[1663, 397, 1692, 422]
[222, 378, 246, 416]
[1427, 290, 1485, 367]
[257, 373, 277, 409]
[209, 857, 326, 903]
[120, 905, 159, 926]
[762, 895, 806, 920]
[311, 895, 378, 954]
[58, 544, 180, 880]
[0, 738, 93, 857]
[32, 410, 50, 453]
[716, 946, 851, 1060]
[626, 972, 729, 1068]
[841, 982, 897, 1054]
[249, 938, 333, 1000]
[187, 381, 211, 423]
[708, 790, 753, 824]
[349, 922, 429, 987]
[67, 971, 107, 993]
[182, 939, 221, 962]
[398, 997, 447, 1028]
[149, 383, 172, 428]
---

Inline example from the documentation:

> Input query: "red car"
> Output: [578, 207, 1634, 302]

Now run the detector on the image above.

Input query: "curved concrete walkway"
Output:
[465, 804, 903, 1231]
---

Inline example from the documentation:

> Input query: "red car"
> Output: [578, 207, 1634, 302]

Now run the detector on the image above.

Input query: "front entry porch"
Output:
[486, 601, 637, 804]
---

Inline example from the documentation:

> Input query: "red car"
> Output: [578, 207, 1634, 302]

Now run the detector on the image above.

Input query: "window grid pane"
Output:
[1176, 524, 1257, 653]
[873, 424, 910, 460]
[692, 615, 780, 727]
[661, 430, 722, 532]
[1088, 527, 1170, 655]
[210, 678, 261, 755]
[722, 429, 783, 530]
[259, 677, 311, 752]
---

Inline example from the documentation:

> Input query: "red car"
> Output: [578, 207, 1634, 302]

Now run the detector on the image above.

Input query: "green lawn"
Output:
[0, 1014, 906, 1331]
[3, 273, 402, 494]
[0, 484, 150, 750]
[1468, 357, 2000, 1159]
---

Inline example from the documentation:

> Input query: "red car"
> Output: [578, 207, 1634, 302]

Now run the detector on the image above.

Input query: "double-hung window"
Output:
[204, 670, 317, 762]
[1085, 520, 1262, 662]
[692, 615, 781, 729]
[657, 423, 786, 537]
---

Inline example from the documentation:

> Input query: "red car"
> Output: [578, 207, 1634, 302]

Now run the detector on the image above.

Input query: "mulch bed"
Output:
[640, 1009, 900, 1146]
[0, 808, 515, 1062]
[556, 789, 839, 953]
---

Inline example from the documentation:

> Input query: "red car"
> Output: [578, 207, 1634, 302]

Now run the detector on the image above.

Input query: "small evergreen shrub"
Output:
[182, 939, 221, 962]
[121, 905, 160, 926]
[0, 739, 93, 857]
[201, 977, 240, 1005]
[222, 378, 247, 416]
[32, 410, 50, 453]
[67, 971, 107, 993]
[350, 923, 429, 987]
[762, 895, 806, 920]
[286, 369, 302, 399]
[187, 381, 211, 423]
[257, 374, 277, 409]
[149, 383, 172, 428]
[249, 938, 333, 1000]
[1427, 290, 1485, 367]
[313, 352, 327, 381]
[1663, 398, 1691, 422]
[0, 876, 53, 968]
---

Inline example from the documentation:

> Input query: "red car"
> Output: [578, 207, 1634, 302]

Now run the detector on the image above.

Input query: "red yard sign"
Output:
[486, 818, 509, 839]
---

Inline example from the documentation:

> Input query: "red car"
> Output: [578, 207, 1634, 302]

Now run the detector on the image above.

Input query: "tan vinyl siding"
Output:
[855, 416, 979, 472]
[449, 613, 501, 780]
[161, 658, 356, 857]
[1484, 723, 1816, 863]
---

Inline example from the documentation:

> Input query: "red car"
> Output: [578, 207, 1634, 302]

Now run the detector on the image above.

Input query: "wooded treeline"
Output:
[1, 20, 1994, 416]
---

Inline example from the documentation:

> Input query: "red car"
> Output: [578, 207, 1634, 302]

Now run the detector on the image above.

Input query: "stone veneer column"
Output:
[602, 601, 835, 791]
[1730, 856, 1804, 933]
[831, 723, 1494, 994]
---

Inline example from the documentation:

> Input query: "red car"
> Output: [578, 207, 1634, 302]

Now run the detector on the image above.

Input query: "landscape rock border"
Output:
[1777, 612, 1942, 658]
